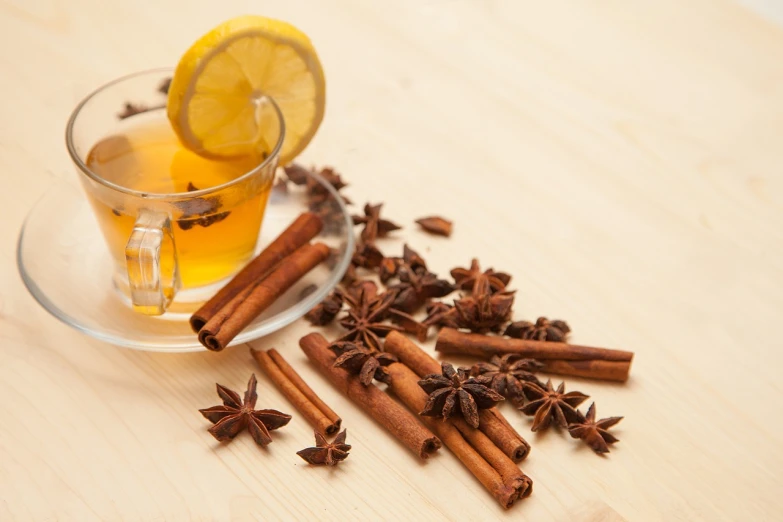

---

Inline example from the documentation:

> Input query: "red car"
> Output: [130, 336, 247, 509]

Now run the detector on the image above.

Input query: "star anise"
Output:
[338, 285, 401, 351]
[353, 202, 401, 242]
[519, 380, 588, 432]
[305, 291, 344, 326]
[176, 182, 231, 230]
[330, 341, 398, 385]
[342, 279, 379, 304]
[352, 240, 385, 269]
[450, 259, 511, 294]
[381, 245, 452, 313]
[310, 199, 347, 235]
[422, 301, 459, 329]
[419, 362, 503, 428]
[505, 317, 571, 342]
[198, 374, 292, 446]
[284, 164, 348, 194]
[453, 277, 515, 333]
[568, 403, 623, 454]
[283, 164, 351, 234]
[297, 429, 351, 466]
[315, 166, 349, 193]
[471, 354, 544, 402]
[390, 264, 455, 314]
[379, 244, 428, 280]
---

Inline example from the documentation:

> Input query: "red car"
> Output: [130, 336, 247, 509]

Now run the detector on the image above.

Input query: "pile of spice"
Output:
[195, 163, 633, 508]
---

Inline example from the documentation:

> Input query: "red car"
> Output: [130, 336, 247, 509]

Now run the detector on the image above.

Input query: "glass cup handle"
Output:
[125, 209, 180, 315]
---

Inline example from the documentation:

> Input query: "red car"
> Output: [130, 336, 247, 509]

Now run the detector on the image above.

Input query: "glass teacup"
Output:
[66, 69, 284, 315]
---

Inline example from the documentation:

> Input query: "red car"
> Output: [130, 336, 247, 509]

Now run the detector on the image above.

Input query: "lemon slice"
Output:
[167, 15, 325, 162]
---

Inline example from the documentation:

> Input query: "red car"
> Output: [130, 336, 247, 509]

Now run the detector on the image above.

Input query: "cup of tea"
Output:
[66, 69, 285, 315]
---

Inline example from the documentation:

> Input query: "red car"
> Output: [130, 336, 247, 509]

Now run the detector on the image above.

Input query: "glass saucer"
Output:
[17, 170, 353, 352]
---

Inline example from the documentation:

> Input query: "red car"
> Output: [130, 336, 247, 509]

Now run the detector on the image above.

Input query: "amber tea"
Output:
[85, 109, 273, 293]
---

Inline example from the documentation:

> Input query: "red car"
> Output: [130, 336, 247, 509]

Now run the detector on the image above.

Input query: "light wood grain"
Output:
[2, 0, 782, 520]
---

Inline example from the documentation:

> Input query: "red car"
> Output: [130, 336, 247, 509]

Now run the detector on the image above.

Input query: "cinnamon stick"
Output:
[386, 362, 531, 508]
[299, 333, 441, 459]
[436, 328, 634, 382]
[251, 348, 341, 436]
[383, 332, 530, 462]
[190, 212, 323, 332]
[200, 243, 330, 351]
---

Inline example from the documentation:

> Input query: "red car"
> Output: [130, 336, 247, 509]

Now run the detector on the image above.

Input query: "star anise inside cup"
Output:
[470, 354, 544, 403]
[419, 362, 503, 428]
[518, 380, 588, 432]
[198, 374, 292, 446]
[330, 341, 398, 385]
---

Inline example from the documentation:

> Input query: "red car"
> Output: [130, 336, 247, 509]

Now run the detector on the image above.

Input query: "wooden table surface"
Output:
[2, 1, 782, 520]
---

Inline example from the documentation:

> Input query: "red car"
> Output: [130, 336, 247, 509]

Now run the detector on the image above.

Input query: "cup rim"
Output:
[65, 67, 286, 200]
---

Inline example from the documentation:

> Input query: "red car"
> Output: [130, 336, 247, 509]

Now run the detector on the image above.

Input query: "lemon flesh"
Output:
[167, 15, 325, 163]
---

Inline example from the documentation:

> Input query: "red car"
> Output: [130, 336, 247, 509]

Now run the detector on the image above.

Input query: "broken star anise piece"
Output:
[198, 374, 292, 446]
[568, 403, 623, 454]
[330, 341, 398, 385]
[338, 285, 402, 351]
[419, 362, 503, 428]
[297, 429, 351, 466]
[450, 259, 511, 294]
[471, 354, 544, 403]
[504, 317, 571, 342]
[453, 277, 515, 333]
[305, 291, 344, 326]
[415, 216, 452, 237]
[519, 380, 588, 432]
